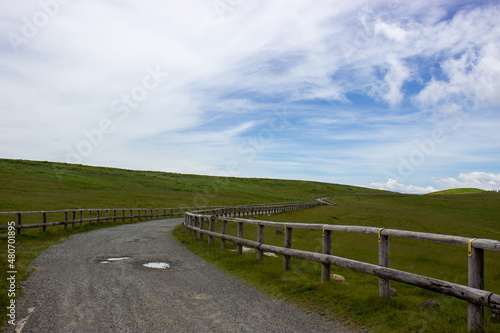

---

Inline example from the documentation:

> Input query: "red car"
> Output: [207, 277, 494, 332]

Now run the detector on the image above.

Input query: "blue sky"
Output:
[1, 0, 500, 193]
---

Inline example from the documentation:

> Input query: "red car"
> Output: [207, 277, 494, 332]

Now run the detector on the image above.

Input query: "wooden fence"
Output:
[0, 201, 322, 234]
[184, 210, 500, 332]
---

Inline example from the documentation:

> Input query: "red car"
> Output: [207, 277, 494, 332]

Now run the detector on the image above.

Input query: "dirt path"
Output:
[7, 218, 352, 332]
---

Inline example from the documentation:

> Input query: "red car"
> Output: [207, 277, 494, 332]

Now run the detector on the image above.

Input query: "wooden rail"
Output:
[0, 201, 323, 234]
[184, 212, 500, 332]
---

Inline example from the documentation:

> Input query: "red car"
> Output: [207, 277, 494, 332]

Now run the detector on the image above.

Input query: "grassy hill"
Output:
[1, 158, 499, 332]
[0, 158, 384, 330]
[0, 158, 382, 212]
[428, 188, 486, 195]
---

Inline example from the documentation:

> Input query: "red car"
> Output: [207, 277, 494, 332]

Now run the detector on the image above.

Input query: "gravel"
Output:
[7, 218, 354, 332]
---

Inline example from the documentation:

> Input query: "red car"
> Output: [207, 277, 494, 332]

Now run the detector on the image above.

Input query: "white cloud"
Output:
[369, 178, 437, 194]
[431, 172, 500, 191]
[382, 54, 411, 106]
[414, 42, 500, 113]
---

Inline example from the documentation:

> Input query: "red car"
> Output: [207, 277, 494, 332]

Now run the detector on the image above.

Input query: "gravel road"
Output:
[7, 218, 353, 332]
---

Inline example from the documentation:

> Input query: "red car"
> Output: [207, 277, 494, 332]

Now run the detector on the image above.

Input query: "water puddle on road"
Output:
[100, 257, 130, 264]
[143, 262, 171, 269]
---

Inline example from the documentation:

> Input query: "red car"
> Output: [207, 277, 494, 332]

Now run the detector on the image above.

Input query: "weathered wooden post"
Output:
[191, 216, 197, 236]
[16, 213, 22, 235]
[96, 210, 100, 223]
[283, 225, 292, 271]
[378, 229, 391, 298]
[257, 223, 265, 263]
[122, 209, 125, 221]
[198, 216, 204, 241]
[72, 211, 76, 228]
[221, 219, 227, 249]
[79, 210, 83, 226]
[89, 210, 92, 224]
[42, 211, 47, 232]
[113, 209, 117, 223]
[208, 216, 215, 245]
[105, 209, 109, 222]
[468, 240, 485, 332]
[237, 221, 244, 255]
[322, 226, 332, 282]
[64, 211, 68, 229]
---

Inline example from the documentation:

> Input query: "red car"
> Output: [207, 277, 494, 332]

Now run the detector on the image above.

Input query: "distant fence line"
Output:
[0, 201, 324, 234]
[184, 208, 500, 333]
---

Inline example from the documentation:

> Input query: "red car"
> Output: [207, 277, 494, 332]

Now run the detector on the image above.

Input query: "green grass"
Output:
[172, 192, 500, 332]
[2, 158, 499, 332]
[0, 159, 381, 212]
[0, 158, 382, 330]
[428, 188, 486, 195]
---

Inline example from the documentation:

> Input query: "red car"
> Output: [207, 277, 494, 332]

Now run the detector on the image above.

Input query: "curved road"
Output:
[8, 218, 352, 332]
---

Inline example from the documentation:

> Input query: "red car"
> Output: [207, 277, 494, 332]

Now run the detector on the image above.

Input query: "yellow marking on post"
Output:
[468, 238, 476, 258]
[378, 228, 385, 243]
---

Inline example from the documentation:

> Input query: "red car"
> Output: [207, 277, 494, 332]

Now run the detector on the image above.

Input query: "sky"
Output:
[1, 0, 500, 194]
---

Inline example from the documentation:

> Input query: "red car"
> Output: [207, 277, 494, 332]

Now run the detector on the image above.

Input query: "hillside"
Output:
[0, 158, 385, 212]
[1, 158, 499, 332]
[428, 188, 486, 195]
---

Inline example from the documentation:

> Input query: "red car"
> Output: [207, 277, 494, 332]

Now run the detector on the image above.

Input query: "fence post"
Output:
[97, 210, 100, 223]
[72, 211, 76, 228]
[208, 216, 215, 245]
[89, 210, 92, 224]
[16, 213, 22, 235]
[237, 222, 244, 255]
[190, 216, 196, 235]
[284, 226, 292, 271]
[378, 231, 391, 298]
[79, 210, 83, 226]
[257, 223, 265, 263]
[122, 209, 125, 221]
[42, 211, 47, 232]
[64, 211, 68, 229]
[322, 228, 332, 282]
[113, 210, 116, 222]
[468, 242, 485, 332]
[221, 219, 227, 249]
[198, 216, 204, 241]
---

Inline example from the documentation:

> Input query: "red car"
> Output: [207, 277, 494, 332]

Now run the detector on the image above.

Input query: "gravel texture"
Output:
[7, 218, 353, 332]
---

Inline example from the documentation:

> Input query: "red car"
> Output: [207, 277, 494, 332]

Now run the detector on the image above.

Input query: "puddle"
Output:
[99, 257, 130, 264]
[143, 262, 170, 269]
[108, 257, 130, 261]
